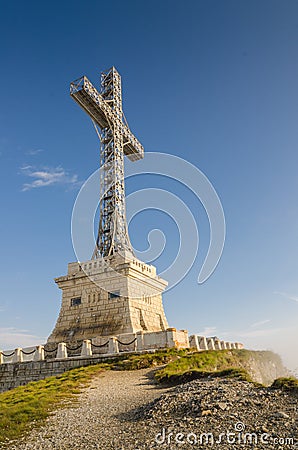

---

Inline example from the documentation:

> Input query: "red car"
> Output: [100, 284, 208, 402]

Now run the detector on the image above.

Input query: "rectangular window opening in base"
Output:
[71, 297, 82, 306]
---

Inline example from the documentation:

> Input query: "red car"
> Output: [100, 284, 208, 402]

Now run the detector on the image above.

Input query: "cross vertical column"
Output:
[94, 67, 133, 258]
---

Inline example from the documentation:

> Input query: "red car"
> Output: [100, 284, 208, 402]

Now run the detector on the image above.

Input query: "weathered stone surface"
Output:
[0, 355, 119, 393]
[48, 254, 169, 343]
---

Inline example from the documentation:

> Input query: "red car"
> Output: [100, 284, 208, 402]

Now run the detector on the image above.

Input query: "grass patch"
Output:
[271, 377, 298, 393]
[155, 366, 253, 384]
[0, 364, 105, 446]
[155, 349, 262, 384]
[110, 348, 189, 370]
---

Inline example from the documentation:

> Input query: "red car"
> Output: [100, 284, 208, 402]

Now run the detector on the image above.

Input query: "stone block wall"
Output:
[48, 256, 168, 343]
[0, 355, 114, 393]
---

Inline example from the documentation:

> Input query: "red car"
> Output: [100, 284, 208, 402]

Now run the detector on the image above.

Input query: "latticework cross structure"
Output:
[70, 67, 144, 258]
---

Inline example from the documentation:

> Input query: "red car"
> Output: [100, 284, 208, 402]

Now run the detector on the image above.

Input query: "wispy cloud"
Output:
[236, 327, 287, 338]
[274, 291, 298, 303]
[0, 327, 45, 349]
[209, 320, 285, 340]
[197, 326, 217, 336]
[250, 319, 271, 328]
[223, 323, 291, 339]
[26, 148, 44, 156]
[217, 326, 286, 340]
[21, 165, 80, 191]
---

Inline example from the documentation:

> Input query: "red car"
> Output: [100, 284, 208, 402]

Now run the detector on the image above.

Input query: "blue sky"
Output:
[0, 0, 297, 371]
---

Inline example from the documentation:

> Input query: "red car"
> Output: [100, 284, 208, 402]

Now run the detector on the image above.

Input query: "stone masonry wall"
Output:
[48, 257, 168, 343]
[0, 355, 115, 393]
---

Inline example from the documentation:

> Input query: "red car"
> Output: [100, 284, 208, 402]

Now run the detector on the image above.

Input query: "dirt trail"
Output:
[9, 369, 168, 450]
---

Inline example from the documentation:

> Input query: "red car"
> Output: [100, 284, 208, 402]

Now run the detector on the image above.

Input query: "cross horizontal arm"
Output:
[70, 76, 144, 161]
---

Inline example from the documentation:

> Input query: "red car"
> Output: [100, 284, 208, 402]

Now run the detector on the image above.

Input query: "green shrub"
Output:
[271, 377, 298, 392]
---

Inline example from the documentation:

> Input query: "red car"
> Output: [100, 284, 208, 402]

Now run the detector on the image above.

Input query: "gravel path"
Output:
[8, 369, 170, 450]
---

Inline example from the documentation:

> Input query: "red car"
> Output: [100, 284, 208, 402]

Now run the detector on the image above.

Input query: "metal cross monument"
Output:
[70, 67, 144, 259]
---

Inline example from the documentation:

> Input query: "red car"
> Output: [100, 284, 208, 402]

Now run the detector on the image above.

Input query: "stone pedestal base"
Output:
[47, 254, 169, 344]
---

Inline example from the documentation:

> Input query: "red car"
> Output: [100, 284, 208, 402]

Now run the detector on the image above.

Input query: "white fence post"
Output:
[108, 337, 119, 354]
[199, 336, 208, 350]
[207, 338, 215, 350]
[81, 340, 92, 357]
[56, 343, 68, 359]
[189, 335, 201, 351]
[136, 331, 144, 351]
[214, 339, 222, 350]
[34, 346, 45, 361]
[13, 348, 23, 363]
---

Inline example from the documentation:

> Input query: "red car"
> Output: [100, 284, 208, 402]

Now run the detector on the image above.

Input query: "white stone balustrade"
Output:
[0, 331, 244, 366]
[189, 336, 243, 353]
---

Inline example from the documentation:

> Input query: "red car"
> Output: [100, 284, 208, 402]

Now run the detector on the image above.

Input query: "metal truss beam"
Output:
[70, 67, 144, 258]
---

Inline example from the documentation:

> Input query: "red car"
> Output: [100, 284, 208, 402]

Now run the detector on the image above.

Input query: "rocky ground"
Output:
[5, 368, 298, 450]
[135, 377, 298, 449]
